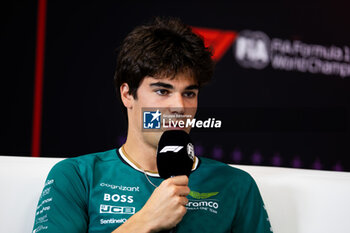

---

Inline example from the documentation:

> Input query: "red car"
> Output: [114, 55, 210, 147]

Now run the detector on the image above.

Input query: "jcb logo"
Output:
[100, 204, 135, 214]
[160, 146, 183, 153]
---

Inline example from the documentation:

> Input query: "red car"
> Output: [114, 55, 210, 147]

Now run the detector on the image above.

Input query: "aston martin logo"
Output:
[188, 191, 219, 199]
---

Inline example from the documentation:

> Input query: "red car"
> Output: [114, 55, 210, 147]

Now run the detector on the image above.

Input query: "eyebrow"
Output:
[150, 82, 199, 90]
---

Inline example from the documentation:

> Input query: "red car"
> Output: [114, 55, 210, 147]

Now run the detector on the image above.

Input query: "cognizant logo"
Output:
[100, 183, 140, 192]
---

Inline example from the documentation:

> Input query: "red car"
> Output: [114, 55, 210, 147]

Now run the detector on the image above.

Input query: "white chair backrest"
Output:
[1, 156, 350, 233]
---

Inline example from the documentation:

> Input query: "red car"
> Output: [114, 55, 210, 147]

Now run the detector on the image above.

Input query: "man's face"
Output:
[127, 72, 199, 149]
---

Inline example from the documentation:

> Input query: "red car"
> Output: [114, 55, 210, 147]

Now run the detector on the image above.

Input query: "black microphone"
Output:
[156, 130, 194, 233]
[157, 130, 194, 179]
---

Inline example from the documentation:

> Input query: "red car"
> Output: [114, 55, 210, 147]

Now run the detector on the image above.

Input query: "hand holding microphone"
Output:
[139, 175, 190, 233]
[156, 130, 194, 233]
[135, 130, 194, 233]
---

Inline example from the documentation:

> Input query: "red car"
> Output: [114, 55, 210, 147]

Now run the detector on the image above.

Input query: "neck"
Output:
[122, 130, 158, 173]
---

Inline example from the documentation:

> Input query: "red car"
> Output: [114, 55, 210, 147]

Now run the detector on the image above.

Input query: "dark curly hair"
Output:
[114, 17, 214, 106]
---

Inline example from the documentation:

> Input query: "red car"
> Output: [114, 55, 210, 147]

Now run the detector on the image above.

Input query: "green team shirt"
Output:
[33, 148, 272, 233]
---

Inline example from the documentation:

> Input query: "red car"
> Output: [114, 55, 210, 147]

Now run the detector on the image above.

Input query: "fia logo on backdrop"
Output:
[143, 110, 161, 129]
[234, 30, 270, 69]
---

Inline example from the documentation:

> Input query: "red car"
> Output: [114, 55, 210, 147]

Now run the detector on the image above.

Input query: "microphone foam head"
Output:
[157, 130, 194, 179]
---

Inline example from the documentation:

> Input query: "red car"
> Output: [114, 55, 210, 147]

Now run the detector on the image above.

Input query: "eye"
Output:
[155, 89, 169, 96]
[183, 91, 197, 98]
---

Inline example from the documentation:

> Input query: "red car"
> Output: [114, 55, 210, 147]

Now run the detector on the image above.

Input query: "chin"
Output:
[143, 131, 163, 148]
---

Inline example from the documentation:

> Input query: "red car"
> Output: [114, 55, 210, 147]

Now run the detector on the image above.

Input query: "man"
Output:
[33, 17, 272, 233]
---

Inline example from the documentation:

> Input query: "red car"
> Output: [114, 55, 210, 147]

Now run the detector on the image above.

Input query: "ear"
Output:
[120, 83, 134, 109]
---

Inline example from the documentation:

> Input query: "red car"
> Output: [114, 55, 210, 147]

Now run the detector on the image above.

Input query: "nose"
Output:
[169, 93, 185, 114]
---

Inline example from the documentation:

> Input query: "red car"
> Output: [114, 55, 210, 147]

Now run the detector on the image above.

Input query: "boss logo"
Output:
[104, 193, 134, 203]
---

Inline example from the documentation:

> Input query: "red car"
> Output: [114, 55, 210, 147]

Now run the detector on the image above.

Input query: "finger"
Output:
[179, 196, 189, 206]
[165, 186, 190, 197]
[161, 183, 190, 198]
[167, 175, 189, 186]
[178, 186, 190, 196]
[166, 184, 190, 197]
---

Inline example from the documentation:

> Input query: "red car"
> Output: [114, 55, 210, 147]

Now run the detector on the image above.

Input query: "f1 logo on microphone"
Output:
[160, 146, 183, 153]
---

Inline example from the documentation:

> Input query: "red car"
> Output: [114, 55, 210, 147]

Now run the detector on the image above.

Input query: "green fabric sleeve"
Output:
[232, 176, 272, 233]
[32, 159, 88, 233]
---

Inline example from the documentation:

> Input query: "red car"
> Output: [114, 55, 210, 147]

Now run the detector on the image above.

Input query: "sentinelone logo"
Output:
[143, 109, 222, 130]
[192, 27, 350, 78]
